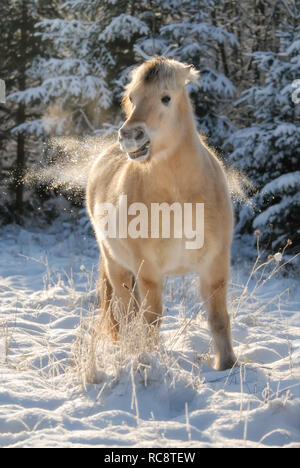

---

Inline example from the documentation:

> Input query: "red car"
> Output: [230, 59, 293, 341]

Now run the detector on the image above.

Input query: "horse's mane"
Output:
[122, 56, 199, 115]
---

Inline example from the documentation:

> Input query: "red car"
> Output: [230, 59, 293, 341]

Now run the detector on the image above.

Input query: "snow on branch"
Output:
[261, 172, 300, 196]
[99, 15, 149, 43]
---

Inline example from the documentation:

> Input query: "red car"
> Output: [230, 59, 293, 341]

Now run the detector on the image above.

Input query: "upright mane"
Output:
[122, 56, 200, 115]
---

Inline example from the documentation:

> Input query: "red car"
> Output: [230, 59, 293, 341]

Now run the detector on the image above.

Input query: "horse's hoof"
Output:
[215, 356, 239, 371]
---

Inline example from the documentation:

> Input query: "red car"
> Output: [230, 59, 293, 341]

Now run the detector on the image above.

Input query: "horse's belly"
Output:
[160, 238, 206, 275]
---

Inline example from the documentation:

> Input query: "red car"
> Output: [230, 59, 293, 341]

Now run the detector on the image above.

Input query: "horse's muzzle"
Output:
[118, 123, 151, 162]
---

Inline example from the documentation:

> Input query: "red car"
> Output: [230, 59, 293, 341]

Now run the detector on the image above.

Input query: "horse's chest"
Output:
[153, 238, 203, 275]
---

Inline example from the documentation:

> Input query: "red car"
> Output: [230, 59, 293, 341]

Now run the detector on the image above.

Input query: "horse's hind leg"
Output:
[98, 251, 136, 341]
[200, 254, 237, 370]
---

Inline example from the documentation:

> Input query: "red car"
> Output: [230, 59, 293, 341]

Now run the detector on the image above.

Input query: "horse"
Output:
[86, 56, 237, 371]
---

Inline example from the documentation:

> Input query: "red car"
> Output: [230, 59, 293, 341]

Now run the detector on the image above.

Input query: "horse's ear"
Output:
[183, 64, 200, 84]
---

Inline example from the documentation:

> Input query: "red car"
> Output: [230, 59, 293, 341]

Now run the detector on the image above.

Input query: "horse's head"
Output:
[118, 57, 199, 162]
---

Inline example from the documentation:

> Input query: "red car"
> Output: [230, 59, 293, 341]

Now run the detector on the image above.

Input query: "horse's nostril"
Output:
[135, 128, 145, 141]
[119, 126, 146, 142]
[120, 129, 128, 139]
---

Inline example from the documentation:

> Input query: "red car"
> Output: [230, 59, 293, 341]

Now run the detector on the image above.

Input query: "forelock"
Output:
[143, 58, 176, 85]
[132, 57, 179, 89]
[122, 57, 200, 114]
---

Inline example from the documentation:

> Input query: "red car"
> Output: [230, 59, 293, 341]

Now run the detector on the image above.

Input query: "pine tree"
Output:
[9, 0, 156, 138]
[228, 7, 300, 252]
[211, 1, 296, 132]
[0, 1, 11, 221]
[0, 0, 43, 218]
[11, 0, 238, 148]
[9, 2, 112, 137]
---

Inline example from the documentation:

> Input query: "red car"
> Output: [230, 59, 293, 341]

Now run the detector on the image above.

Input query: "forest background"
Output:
[0, 0, 299, 254]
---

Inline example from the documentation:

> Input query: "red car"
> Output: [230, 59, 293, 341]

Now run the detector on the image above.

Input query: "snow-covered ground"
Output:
[0, 219, 299, 448]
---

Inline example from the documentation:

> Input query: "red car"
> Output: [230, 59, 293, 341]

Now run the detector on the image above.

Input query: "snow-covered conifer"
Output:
[228, 13, 300, 251]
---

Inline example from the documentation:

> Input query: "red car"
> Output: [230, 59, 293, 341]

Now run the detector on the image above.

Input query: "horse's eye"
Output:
[161, 95, 171, 105]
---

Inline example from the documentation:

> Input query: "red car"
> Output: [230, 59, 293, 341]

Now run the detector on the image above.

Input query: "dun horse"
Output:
[87, 57, 237, 370]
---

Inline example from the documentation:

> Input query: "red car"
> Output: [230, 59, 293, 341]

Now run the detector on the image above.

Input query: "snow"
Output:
[0, 221, 299, 448]
[261, 171, 300, 196]
[253, 193, 300, 228]
[99, 15, 149, 43]
[200, 70, 235, 99]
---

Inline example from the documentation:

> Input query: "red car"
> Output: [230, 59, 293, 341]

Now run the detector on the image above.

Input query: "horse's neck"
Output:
[145, 91, 205, 191]
[156, 94, 200, 164]
[148, 126, 203, 195]
[175, 90, 202, 160]
[168, 108, 202, 171]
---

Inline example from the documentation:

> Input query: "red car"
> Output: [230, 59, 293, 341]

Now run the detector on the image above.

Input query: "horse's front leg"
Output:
[98, 248, 136, 341]
[135, 261, 163, 332]
[200, 254, 237, 370]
